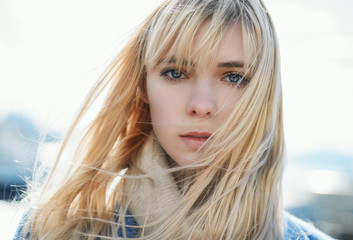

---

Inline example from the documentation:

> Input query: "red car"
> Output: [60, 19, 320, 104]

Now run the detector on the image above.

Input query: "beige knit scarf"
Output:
[123, 135, 181, 236]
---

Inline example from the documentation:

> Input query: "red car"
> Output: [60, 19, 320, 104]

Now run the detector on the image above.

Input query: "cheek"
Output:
[216, 86, 242, 118]
[148, 89, 182, 123]
[147, 77, 187, 124]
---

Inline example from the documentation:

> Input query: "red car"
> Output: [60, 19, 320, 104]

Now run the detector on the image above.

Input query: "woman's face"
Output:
[146, 22, 246, 166]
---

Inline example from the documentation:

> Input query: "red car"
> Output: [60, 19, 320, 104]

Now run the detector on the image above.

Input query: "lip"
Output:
[180, 131, 212, 150]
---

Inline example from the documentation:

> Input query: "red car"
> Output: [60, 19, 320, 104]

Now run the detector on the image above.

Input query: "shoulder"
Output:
[13, 210, 139, 239]
[116, 211, 138, 238]
[118, 211, 336, 239]
[13, 210, 30, 240]
[120, 211, 337, 239]
[284, 212, 336, 240]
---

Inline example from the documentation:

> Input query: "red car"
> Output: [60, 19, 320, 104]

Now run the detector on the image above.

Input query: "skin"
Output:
[146, 22, 247, 166]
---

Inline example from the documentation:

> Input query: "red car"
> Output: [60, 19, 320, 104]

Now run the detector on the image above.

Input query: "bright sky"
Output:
[0, 0, 352, 157]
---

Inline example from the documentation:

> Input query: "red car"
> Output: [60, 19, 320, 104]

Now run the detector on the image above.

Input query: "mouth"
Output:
[180, 132, 212, 150]
[181, 131, 212, 138]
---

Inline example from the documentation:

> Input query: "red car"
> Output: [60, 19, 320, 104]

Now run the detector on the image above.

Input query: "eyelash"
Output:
[222, 71, 250, 88]
[159, 67, 250, 88]
[159, 67, 187, 83]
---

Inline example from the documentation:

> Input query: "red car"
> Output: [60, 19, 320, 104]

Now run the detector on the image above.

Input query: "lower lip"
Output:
[181, 136, 209, 150]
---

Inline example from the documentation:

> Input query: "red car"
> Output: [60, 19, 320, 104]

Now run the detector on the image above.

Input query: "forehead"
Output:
[155, 21, 245, 72]
[193, 21, 244, 65]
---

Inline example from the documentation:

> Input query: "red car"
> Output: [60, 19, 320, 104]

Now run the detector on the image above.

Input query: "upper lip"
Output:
[181, 131, 212, 138]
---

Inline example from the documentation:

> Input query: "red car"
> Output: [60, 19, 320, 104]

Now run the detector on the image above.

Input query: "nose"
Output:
[186, 82, 217, 118]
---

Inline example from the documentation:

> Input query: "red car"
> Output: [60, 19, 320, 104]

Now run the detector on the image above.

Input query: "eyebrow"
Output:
[157, 56, 194, 66]
[166, 56, 193, 66]
[218, 61, 244, 68]
[158, 57, 244, 68]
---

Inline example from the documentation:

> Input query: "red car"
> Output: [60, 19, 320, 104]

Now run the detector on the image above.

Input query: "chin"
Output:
[172, 154, 198, 166]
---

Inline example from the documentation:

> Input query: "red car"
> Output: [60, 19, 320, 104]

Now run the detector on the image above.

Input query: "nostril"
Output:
[187, 94, 217, 117]
[189, 106, 215, 117]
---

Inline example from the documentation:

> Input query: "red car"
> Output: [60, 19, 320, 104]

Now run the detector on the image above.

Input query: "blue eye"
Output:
[169, 70, 184, 79]
[226, 73, 241, 83]
[160, 68, 187, 82]
[224, 72, 249, 87]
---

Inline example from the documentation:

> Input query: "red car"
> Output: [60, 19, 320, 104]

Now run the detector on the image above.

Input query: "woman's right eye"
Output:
[160, 68, 187, 82]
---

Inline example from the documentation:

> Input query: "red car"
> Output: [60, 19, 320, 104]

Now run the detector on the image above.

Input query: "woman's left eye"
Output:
[224, 72, 249, 87]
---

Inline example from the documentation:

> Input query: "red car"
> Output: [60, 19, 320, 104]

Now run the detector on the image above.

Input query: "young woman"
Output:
[15, 0, 335, 239]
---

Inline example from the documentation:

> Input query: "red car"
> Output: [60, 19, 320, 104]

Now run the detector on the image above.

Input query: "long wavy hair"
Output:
[22, 0, 285, 239]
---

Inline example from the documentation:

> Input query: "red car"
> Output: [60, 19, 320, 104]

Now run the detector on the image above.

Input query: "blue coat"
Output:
[13, 211, 335, 239]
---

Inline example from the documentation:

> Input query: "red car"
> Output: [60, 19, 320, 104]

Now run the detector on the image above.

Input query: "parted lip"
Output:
[180, 131, 212, 138]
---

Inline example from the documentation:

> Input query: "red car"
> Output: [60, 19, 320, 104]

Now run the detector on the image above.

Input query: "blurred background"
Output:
[0, 0, 352, 239]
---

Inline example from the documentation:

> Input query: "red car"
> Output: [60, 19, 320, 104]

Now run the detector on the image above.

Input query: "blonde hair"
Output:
[22, 0, 285, 239]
